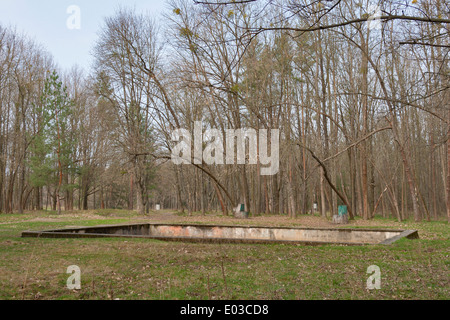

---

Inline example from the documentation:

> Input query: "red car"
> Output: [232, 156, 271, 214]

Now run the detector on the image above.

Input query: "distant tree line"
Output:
[0, 0, 448, 222]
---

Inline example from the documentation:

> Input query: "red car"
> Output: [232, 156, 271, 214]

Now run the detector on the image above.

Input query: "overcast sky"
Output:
[0, 0, 168, 72]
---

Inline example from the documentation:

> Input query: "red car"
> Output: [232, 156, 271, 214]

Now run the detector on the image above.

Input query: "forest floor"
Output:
[0, 209, 448, 300]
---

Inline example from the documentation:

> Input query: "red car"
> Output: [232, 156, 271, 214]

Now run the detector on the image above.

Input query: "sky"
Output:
[0, 0, 168, 72]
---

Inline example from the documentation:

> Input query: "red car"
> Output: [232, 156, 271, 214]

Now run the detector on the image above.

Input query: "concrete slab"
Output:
[21, 223, 419, 246]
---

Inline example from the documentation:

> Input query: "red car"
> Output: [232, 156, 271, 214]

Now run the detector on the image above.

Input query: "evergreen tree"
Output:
[29, 71, 76, 214]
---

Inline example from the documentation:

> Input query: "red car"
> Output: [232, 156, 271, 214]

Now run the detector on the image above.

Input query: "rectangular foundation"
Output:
[21, 223, 419, 246]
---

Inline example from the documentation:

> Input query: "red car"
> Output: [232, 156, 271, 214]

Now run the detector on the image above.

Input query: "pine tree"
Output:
[29, 71, 76, 214]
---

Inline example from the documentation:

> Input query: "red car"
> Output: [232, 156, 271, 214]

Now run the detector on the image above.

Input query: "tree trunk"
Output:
[360, 30, 370, 220]
[136, 185, 145, 215]
[447, 110, 450, 223]
[272, 173, 279, 214]
[128, 174, 134, 211]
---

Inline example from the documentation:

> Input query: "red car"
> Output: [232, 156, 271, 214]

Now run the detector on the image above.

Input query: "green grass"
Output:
[0, 210, 448, 300]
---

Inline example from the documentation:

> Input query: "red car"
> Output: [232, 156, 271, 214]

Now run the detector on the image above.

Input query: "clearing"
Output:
[0, 210, 448, 300]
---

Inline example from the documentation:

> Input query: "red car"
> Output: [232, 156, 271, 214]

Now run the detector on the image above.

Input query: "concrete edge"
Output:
[147, 223, 407, 233]
[21, 225, 420, 246]
[379, 230, 419, 245]
[21, 230, 368, 246]
[23, 222, 407, 234]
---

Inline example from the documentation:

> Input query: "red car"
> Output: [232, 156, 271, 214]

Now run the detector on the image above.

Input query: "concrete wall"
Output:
[148, 225, 403, 244]
[22, 223, 418, 245]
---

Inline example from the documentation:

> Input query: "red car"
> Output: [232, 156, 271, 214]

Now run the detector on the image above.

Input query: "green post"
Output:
[338, 205, 348, 216]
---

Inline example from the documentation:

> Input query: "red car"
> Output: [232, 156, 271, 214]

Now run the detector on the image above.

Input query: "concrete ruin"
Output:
[22, 223, 419, 246]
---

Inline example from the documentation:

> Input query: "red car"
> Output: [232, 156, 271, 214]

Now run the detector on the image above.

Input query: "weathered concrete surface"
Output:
[332, 214, 349, 225]
[21, 223, 419, 246]
[378, 230, 420, 244]
[148, 225, 410, 244]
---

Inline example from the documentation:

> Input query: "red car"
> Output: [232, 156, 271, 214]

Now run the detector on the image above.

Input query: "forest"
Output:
[0, 0, 448, 223]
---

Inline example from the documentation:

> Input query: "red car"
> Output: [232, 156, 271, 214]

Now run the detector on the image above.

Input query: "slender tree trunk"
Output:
[52, 192, 57, 211]
[360, 30, 370, 220]
[320, 171, 326, 218]
[136, 185, 144, 214]
[349, 148, 356, 220]
[272, 173, 279, 214]
[287, 160, 296, 218]
[447, 110, 450, 223]
[430, 132, 437, 219]
[200, 170, 205, 215]
[264, 176, 270, 214]
[55, 105, 63, 215]
[128, 174, 133, 211]
[82, 184, 89, 211]
[241, 166, 250, 214]
[100, 186, 105, 210]
[175, 166, 184, 213]
[213, 182, 227, 216]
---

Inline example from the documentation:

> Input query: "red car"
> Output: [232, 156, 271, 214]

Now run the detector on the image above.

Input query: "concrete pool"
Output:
[21, 223, 419, 246]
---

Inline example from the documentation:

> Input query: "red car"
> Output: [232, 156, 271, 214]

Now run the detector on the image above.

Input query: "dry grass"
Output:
[0, 210, 448, 300]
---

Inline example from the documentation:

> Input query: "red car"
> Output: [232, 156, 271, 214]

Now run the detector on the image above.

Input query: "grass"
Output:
[0, 210, 448, 300]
